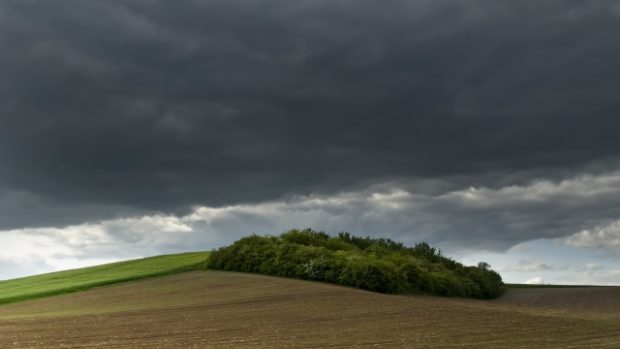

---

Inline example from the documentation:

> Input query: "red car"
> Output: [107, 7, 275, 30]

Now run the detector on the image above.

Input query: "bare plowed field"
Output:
[0, 271, 618, 348]
[496, 286, 620, 316]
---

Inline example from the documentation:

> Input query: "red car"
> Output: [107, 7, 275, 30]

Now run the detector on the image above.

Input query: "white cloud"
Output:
[565, 220, 620, 253]
[525, 276, 545, 285]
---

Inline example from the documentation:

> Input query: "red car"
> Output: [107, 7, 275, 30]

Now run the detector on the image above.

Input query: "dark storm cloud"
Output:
[1, 0, 620, 230]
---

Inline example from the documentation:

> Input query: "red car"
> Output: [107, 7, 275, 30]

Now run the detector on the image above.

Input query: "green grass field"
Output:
[0, 252, 210, 305]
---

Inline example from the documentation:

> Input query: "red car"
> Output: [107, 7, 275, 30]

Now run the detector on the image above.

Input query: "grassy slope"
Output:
[0, 252, 209, 305]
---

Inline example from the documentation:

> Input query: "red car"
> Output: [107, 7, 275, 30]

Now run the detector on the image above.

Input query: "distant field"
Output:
[505, 283, 596, 288]
[0, 252, 209, 304]
[0, 270, 619, 348]
[497, 286, 620, 315]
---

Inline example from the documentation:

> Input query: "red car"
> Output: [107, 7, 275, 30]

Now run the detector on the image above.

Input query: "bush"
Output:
[207, 229, 504, 299]
[339, 257, 403, 293]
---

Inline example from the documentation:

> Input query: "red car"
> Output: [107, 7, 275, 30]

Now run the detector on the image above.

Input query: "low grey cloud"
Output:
[507, 260, 566, 273]
[1, 0, 620, 234]
[582, 263, 604, 271]
[4, 170, 620, 279]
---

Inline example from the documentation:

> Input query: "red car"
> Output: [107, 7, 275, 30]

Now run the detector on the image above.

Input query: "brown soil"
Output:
[0, 271, 619, 348]
[496, 286, 620, 316]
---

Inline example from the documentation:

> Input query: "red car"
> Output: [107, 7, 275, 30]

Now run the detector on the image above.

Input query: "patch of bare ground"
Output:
[496, 287, 620, 318]
[0, 271, 619, 348]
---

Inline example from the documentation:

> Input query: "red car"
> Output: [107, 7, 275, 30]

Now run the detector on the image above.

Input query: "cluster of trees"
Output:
[208, 229, 504, 299]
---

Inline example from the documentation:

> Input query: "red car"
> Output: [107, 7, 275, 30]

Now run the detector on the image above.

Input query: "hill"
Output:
[0, 270, 619, 348]
[0, 252, 209, 304]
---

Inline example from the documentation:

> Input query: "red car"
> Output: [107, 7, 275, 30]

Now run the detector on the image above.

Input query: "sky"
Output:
[1, 1, 620, 284]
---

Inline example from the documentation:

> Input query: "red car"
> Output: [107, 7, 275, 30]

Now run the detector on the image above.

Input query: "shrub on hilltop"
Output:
[208, 229, 504, 299]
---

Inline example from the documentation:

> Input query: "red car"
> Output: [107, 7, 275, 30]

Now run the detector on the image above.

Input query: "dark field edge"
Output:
[0, 260, 208, 306]
[505, 283, 605, 288]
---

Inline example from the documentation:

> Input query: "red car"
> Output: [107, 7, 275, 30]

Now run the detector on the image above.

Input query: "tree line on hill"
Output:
[208, 229, 504, 299]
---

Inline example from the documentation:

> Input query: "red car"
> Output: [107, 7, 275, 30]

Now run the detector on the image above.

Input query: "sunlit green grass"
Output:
[0, 252, 209, 305]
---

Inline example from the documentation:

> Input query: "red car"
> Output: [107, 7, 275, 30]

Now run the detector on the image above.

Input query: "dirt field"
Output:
[497, 286, 620, 317]
[0, 271, 619, 348]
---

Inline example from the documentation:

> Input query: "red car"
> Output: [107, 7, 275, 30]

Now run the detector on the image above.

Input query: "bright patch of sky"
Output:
[457, 239, 620, 285]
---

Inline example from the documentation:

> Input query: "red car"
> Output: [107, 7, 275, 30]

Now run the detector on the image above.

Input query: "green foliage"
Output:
[208, 229, 504, 299]
[0, 252, 210, 305]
